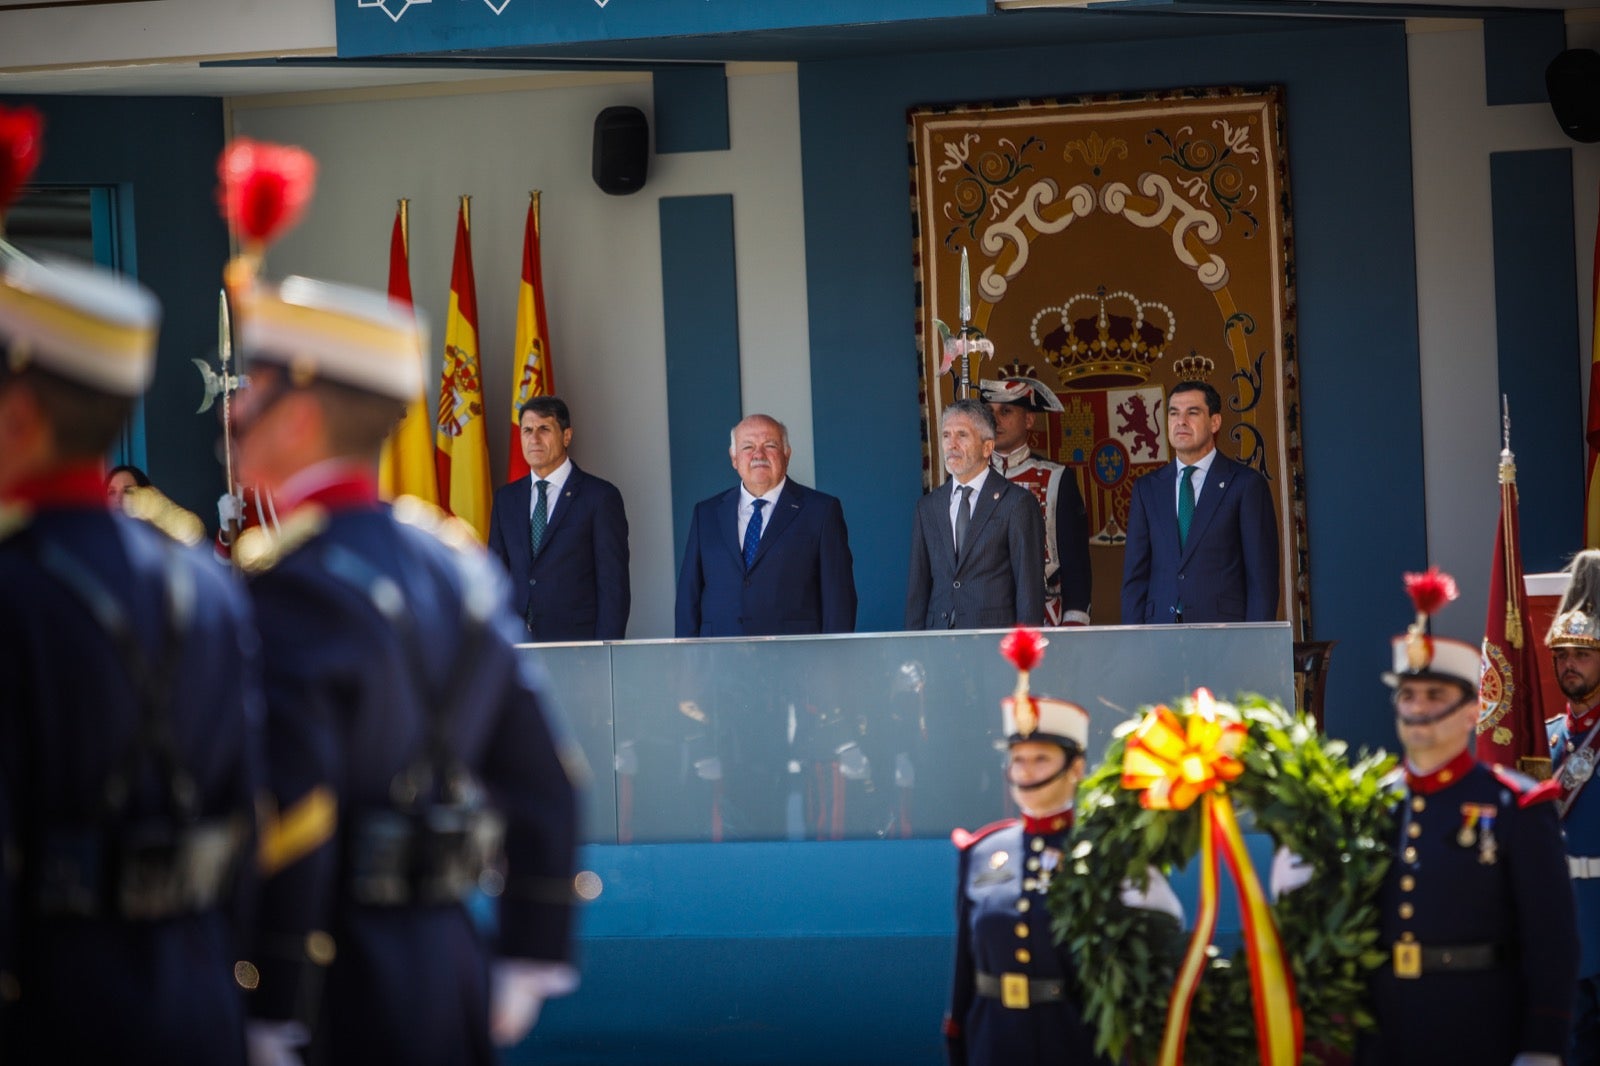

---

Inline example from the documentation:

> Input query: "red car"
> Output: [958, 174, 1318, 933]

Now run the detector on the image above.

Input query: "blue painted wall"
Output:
[797, 24, 1426, 754]
[1, 95, 231, 523]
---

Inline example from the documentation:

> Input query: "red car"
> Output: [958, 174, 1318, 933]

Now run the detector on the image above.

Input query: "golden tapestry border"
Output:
[908, 85, 1309, 634]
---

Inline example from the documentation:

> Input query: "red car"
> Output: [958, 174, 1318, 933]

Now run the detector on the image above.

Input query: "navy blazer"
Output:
[488, 462, 630, 642]
[1120, 452, 1279, 624]
[675, 479, 857, 638]
[905, 472, 1046, 630]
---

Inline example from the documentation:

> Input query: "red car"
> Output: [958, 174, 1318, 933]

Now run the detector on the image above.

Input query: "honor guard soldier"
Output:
[1544, 549, 1600, 1065]
[220, 143, 579, 1066]
[1361, 568, 1577, 1066]
[981, 375, 1092, 626]
[0, 252, 261, 1062]
[945, 628, 1122, 1066]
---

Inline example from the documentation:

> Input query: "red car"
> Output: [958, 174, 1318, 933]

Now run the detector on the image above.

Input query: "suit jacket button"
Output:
[529, 578, 537, 586]
[1177, 573, 1184, 581]
[744, 579, 752, 588]
[953, 580, 962, 589]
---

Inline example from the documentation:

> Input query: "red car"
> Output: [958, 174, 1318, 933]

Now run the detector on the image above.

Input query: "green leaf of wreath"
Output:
[1049, 691, 1399, 1066]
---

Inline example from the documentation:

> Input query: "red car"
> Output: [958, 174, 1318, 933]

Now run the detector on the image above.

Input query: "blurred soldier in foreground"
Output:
[0, 250, 260, 1058]
[218, 139, 578, 1066]
[1543, 550, 1600, 1066]
[1361, 567, 1576, 1066]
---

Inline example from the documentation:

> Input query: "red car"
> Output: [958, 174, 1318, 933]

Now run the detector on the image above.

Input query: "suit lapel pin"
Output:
[992, 491, 1001, 500]
[1217, 481, 1225, 489]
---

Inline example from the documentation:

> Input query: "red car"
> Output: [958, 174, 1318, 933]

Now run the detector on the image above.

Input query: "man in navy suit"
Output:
[488, 397, 630, 642]
[675, 413, 857, 637]
[905, 399, 1046, 630]
[1120, 381, 1278, 625]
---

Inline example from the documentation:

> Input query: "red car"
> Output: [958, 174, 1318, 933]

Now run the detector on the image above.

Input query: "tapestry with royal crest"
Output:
[910, 86, 1307, 632]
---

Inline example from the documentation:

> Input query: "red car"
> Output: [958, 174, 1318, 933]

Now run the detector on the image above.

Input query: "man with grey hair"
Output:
[675, 413, 857, 637]
[906, 399, 1045, 629]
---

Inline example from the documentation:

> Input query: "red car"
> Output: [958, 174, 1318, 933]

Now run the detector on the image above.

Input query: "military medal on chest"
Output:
[1457, 803, 1498, 864]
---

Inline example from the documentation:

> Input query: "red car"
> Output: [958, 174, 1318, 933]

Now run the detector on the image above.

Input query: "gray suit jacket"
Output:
[904, 470, 1046, 630]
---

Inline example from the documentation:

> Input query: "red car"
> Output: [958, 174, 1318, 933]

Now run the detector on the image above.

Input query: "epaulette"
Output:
[1489, 764, 1562, 808]
[952, 818, 1016, 850]
[236, 504, 328, 574]
[391, 494, 481, 554]
[121, 486, 205, 547]
[0, 502, 33, 545]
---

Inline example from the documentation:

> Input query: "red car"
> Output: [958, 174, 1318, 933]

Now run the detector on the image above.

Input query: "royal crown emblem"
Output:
[1170, 348, 1217, 381]
[1032, 287, 1175, 390]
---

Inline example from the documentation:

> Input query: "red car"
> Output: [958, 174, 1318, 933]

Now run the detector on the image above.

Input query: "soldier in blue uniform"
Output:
[1362, 569, 1577, 1066]
[224, 259, 579, 1065]
[945, 631, 1117, 1066]
[1544, 550, 1600, 1066]
[0, 255, 260, 1063]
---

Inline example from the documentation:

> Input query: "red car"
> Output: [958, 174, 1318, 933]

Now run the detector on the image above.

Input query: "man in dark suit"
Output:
[488, 396, 630, 642]
[905, 398, 1045, 630]
[1120, 380, 1279, 625]
[675, 413, 857, 637]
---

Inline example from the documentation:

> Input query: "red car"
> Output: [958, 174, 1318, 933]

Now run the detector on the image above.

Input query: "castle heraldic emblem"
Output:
[910, 86, 1308, 631]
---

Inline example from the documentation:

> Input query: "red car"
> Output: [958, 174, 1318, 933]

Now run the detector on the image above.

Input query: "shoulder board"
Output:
[121, 486, 205, 547]
[237, 504, 328, 574]
[391, 494, 481, 554]
[1546, 713, 1568, 726]
[0, 503, 33, 545]
[952, 818, 1017, 850]
[1488, 763, 1541, 795]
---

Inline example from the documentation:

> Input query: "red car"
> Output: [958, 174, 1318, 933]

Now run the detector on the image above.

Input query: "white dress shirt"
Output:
[528, 457, 573, 523]
[1172, 447, 1218, 514]
[738, 478, 787, 545]
[949, 466, 991, 546]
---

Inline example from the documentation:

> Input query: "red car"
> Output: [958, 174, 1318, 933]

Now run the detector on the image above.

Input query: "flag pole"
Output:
[1500, 395, 1523, 649]
[398, 197, 408, 257]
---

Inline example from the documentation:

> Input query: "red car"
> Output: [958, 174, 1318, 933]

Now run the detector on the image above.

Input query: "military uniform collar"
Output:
[1567, 699, 1600, 735]
[1021, 808, 1073, 835]
[1, 461, 107, 509]
[1405, 748, 1475, 795]
[997, 442, 1034, 474]
[275, 460, 379, 514]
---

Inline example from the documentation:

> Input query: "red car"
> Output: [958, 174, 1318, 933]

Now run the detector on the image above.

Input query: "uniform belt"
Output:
[1570, 856, 1600, 879]
[34, 817, 244, 921]
[1391, 941, 1511, 978]
[347, 805, 505, 907]
[974, 971, 1064, 1009]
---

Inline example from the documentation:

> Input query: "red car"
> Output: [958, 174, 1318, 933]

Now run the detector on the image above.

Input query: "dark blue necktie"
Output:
[743, 498, 767, 570]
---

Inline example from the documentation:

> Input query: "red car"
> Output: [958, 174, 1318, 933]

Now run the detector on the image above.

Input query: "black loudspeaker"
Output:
[1547, 49, 1600, 143]
[592, 106, 650, 195]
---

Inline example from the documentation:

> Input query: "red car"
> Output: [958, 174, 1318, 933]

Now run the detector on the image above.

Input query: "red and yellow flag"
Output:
[507, 190, 556, 483]
[1585, 185, 1600, 548]
[1478, 431, 1551, 776]
[378, 199, 439, 505]
[434, 195, 492, 540]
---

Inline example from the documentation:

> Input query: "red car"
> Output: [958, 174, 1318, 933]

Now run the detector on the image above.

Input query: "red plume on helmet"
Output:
[1001, 626, 1047, 737]
[0, 105, 45, 225]
[1402, 566, 1458, 670]
[216, 138, 316, 294]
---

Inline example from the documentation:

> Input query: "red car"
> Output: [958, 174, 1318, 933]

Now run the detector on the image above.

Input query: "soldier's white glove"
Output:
[894, 753, 915, 789]
[1509, 1054, 1561, 1066]
[1118, 867, 1184, 923]
[218, 492, 245, 529]
[490, 960, 579, 1047]
[246, 1021, 308, 1066]
[1269, 847, 1314, 901]
[837, 744, 870, 781]
[693, 756, 722, 782]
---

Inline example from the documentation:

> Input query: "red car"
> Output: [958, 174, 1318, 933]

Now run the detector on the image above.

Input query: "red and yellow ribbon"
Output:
[1120, 688, 1302, 1066]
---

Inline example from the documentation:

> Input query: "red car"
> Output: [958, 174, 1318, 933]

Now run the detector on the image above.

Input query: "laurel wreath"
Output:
[1049, 692, 1399, 1065]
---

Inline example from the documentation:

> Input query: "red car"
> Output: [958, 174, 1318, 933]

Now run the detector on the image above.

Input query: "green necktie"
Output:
[530, 479, 550, 556]
[1177, 465, 1197, 548]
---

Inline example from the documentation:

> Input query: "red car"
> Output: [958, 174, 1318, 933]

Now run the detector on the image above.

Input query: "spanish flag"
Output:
[507, 190, 556, 483]
[378, 199, 439, 505]
[434, 195, 491, 540]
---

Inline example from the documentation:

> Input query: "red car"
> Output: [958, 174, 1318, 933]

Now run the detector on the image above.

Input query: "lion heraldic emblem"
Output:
[1115, 392, 1161, 462]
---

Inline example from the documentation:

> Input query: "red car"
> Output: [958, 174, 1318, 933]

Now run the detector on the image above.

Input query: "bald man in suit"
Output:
[905, 399, 1045, 630]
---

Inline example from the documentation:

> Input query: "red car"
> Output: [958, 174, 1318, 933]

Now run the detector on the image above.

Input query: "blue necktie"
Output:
[1177, 466, 1197, 548]
[743, 498, 767, 570]
[530, 479, 550, 557]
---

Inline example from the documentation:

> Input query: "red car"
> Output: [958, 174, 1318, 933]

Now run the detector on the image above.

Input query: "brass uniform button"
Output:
[1030, 838, 1044, 853]
[1017, 899, 1031, 913]
[1015, 922, 1029, 939]
[1398, 903, 1414, 920]
[1400, 875, 1415, 892]
[1403, 846, 1418, 864]
[1026, 858, 1040, 872]
[1407, 823, 1422, 839]
[234, 961, 261, 990]
[1015, 949, 1031, 964]
[306, 931, 336, 966]
[1412, 796, 1426, 812]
